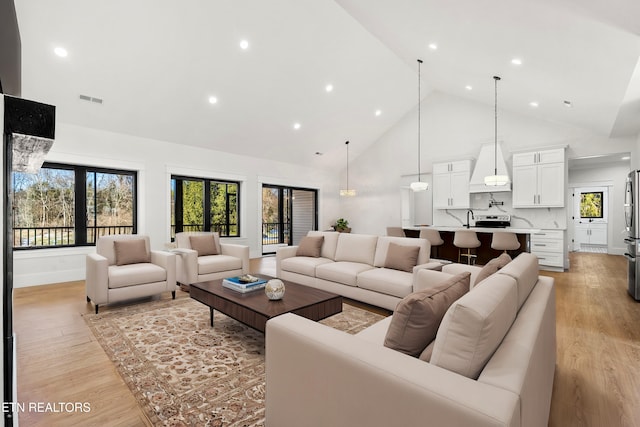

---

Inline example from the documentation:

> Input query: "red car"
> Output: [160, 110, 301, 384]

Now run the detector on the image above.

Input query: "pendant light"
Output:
[339, 140, 356, 197]
[485, 75, 509, 186]
[410, 59, 429, 192]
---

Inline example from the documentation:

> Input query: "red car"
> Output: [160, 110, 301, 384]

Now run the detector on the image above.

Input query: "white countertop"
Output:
[407, 225, 542, 234]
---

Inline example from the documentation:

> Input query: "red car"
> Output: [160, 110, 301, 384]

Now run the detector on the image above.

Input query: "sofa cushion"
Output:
[474, 253, 512, 286]
[384, 242, 420, 273]
[373, 236, 430, 268]
[418, 340, 436, 362]
[357, 268, 414, 298]
[189, 234, 219, 256]
[334, 233, 378, 265]
[497, 252, 539, 309]
[308, 231, 340, 260]
[296, 235, 324, 257]
[383, 272, 470, 357]
[316, 262, 374, 287]
[113, 239, 150, 266]
[430, 273, 518, 379]
[198, 255, 242, 275]
[108, 263, 166, 288]
[280, 256, 333, 277]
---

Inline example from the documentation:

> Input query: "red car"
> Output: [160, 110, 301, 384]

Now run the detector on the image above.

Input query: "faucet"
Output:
[466, 209, 474, 228]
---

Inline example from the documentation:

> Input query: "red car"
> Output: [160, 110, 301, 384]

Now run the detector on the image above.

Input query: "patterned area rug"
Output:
[83, 296, 385, 426]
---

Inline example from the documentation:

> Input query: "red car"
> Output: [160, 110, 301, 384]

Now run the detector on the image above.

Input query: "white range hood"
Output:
[469, 142, 511, 193]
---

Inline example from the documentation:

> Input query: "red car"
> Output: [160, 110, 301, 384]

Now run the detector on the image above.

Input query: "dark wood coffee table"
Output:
[189, 275, 343, 333]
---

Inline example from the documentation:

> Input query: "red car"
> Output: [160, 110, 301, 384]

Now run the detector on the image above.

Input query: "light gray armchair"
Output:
[175, 231, 249, 287]
[86, 234, 176, 313]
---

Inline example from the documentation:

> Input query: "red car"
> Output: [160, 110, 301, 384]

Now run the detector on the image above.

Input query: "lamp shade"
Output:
[339, 189, 357, 197]
[410, 181, 429, 191]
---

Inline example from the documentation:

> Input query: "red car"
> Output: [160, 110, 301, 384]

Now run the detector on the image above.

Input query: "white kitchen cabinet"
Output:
[433, 160, 471, 209]
[530, 229, 565, 271]
[575, 222, 607, 246]
[512, 148, 565, 208]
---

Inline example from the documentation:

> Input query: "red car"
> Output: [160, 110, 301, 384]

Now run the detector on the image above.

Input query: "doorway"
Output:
[262, 185, 317, 255]
[572, 186, 608, 253]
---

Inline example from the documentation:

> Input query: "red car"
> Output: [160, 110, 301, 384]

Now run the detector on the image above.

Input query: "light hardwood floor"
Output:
[11, 253, 640, 426]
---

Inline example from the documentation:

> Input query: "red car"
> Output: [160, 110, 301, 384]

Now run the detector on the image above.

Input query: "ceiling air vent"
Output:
[79, 94, 103, 104]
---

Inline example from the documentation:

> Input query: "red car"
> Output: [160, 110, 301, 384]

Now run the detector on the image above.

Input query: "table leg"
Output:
[210, 307, 214, 327]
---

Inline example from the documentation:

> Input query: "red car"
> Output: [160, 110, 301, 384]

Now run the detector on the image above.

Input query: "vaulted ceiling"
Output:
[14, 0, 640, 169]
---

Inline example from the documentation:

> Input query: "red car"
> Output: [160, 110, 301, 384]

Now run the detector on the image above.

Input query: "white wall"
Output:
[341, 91, 637, 235]
[569, 162, 630, 255]
[13, 122, 341, 287]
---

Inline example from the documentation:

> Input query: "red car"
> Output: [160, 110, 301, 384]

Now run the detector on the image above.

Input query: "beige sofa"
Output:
[86, 234, 176, 313]
[266, 253, 556, 427]
[276, 231, 442, 311]
[174, 231, 250, 287]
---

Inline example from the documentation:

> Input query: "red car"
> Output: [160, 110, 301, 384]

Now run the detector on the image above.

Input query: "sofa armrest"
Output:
[86, 253, 109, 304]
[412, 268, 459, 292]
[413, 261, 444, 273]
[442, 263, 483, 287]
[174, 248, 198, 285]
[151, 250, 176, 290]
[275, 246, 299, 277]
[266, 314, 520, 427]
[221, 243, 250, 274]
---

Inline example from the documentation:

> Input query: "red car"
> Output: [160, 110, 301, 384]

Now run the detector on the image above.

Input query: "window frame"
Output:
[12, 162, 138, 250]
[171, 175, 241, 239]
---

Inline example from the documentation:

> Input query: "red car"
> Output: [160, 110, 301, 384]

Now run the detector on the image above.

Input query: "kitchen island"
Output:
[405, 226, 539, 265]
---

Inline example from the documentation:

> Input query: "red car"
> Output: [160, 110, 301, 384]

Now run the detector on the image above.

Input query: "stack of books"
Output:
[222, 275, 267, 293]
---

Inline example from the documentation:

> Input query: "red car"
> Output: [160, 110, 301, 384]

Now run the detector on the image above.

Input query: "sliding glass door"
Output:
[262, 185, 317, 254]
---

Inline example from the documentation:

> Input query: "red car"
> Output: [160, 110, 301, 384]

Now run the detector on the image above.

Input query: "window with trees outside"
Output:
[12, 163, 137, 248]
[580, 191, 604, 219]
[171, 176, 239, 240]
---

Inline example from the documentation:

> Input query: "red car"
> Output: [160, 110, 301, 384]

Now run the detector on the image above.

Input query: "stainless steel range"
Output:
[474, 214, 511, 228]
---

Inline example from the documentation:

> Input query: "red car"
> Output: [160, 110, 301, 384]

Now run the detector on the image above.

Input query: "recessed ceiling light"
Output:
[511, 58, 522, 65]
[325, 84, 334, 92]
[375, 109, 382, 116]
[622, 156, 631, 160]
[293, 123, 301, 130]
[54, 47, 68, 57]
[428, 43, 438, 50]
[465, 85, 473, 91]
[208, 96, 218, 104]
[529, 101, 539, 107]
[563, 100, 573, 107]
[239, 40, 249, 50]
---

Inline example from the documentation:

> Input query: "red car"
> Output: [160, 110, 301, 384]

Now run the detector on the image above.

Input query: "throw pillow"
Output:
[189, 235, 219, 256]
[383, 272, 471, 358]
[384, 242, 420, 273]
[475, 253, 513, 286]
[296, 235, 324, 257]
[114, 239, 150, 266]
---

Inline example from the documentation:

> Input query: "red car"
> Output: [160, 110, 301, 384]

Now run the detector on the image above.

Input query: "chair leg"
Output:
[172, 291, 176, 300]
[95, 304, 99, 314]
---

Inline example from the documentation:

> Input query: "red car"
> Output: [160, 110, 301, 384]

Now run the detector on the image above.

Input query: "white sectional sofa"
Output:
[276, 231, 442, 311]
[266, 253, 556, 427]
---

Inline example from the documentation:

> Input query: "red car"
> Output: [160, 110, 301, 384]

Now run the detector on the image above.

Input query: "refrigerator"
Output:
[624, 170, 640, 300]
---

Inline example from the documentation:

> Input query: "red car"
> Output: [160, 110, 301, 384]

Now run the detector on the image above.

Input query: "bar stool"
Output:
[491, 231, 520, 255]
[419, 228, 444, 258]
[386, 226, 405, 237]
[454, 230, 481, 265]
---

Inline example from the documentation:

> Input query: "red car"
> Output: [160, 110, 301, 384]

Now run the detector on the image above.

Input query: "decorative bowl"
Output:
[265, 279, 285, 300]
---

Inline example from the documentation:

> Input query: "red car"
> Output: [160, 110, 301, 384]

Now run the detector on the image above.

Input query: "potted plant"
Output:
[333, 218, 351, 233]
